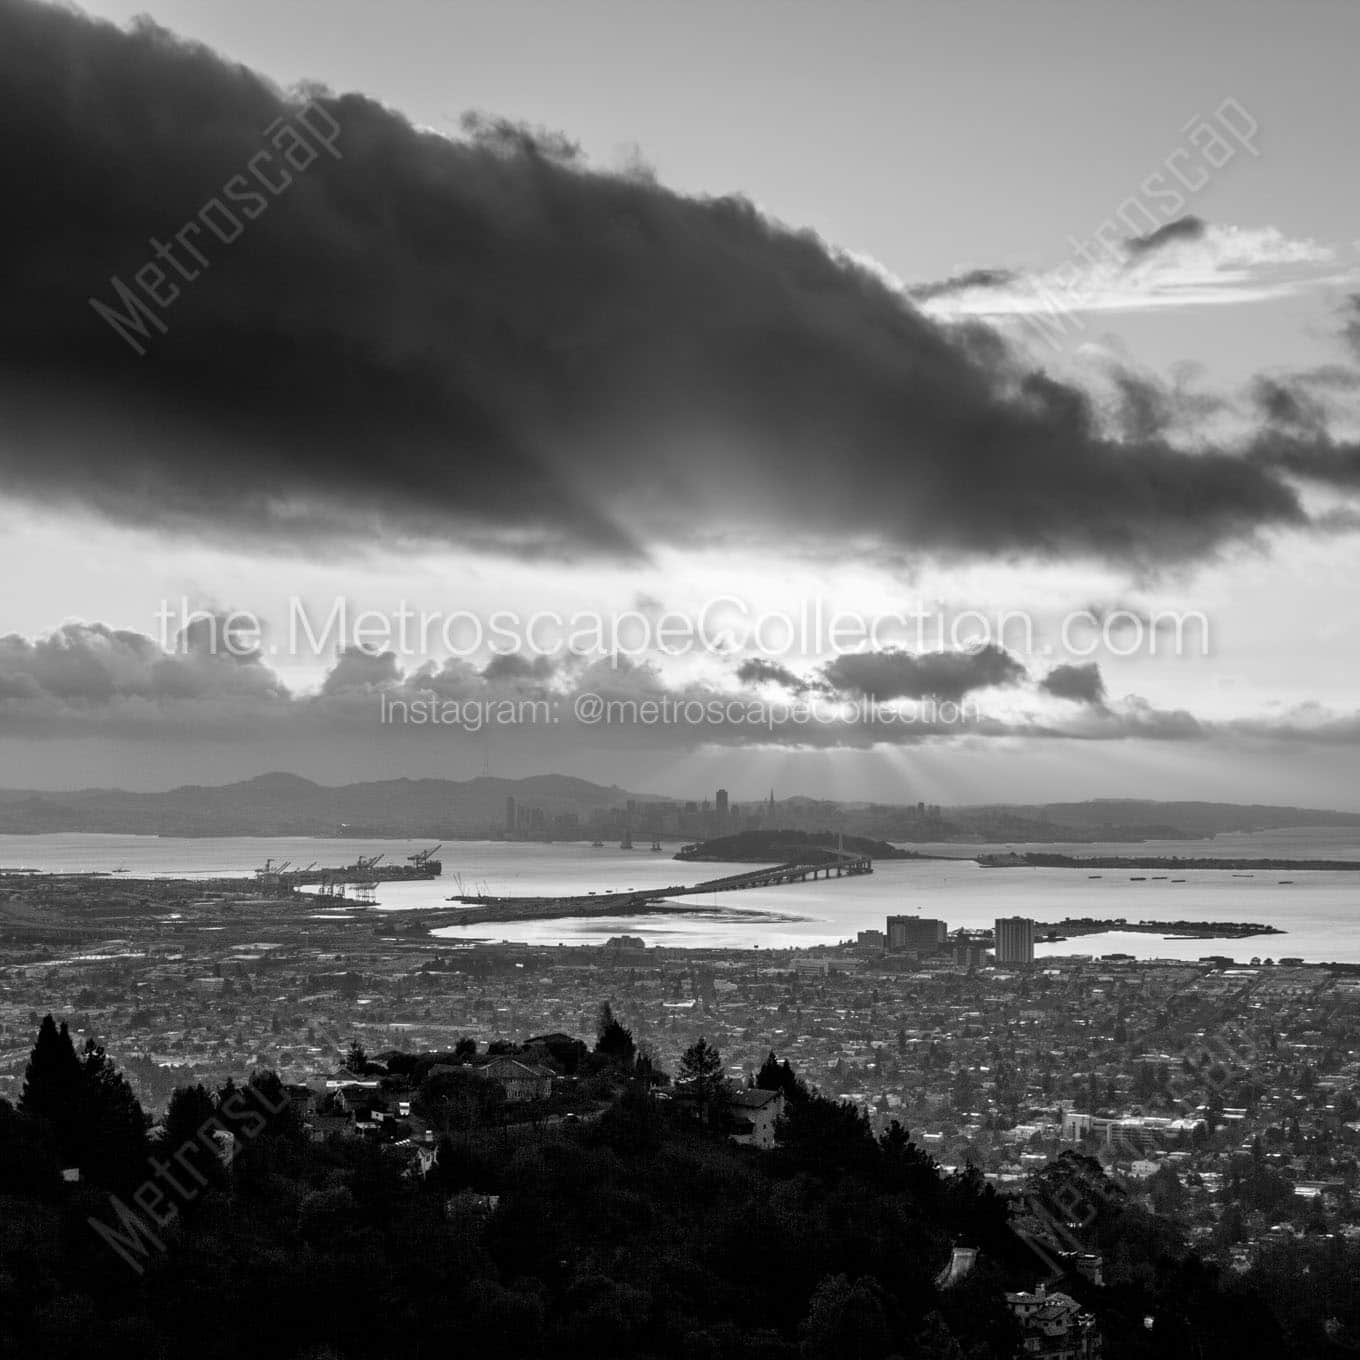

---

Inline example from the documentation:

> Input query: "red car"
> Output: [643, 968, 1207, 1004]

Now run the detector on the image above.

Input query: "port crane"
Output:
[407, 844, 442, 867]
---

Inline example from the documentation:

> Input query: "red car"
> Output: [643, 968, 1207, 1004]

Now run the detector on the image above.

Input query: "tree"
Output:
[19, 1018, 145, 1185]
[19, 1016, 83, 1156]
[755, 1051, 802, 1100]
[0, 1098, 63, 1201]
[76, 1038, 147, 1187]
[20, 1017, 80, 1142]
[798, 1274, 890, 1360]
[418, 1068, 504, 1135]
[595, 1002, 636, 1070]
[347, 1040, 368, 1073]
[634, 1044, 667, 1088]
[678, 1037, 724, 1127]
[162, 1083, 225, 1192]
[1149, 1162, 1186, 1216]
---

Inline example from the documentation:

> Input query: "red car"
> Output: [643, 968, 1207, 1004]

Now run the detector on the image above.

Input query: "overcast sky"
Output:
[3, 0, 1360, 804]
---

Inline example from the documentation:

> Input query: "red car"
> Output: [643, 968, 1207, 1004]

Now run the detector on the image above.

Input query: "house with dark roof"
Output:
[730, 1087, 785, 1149]
[481, 1056, 554, 1102]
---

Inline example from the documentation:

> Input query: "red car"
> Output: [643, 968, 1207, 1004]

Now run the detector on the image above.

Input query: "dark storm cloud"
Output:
[735, 658, 810, 691]
[1252, 377, 1329, 436]
[1253, 433, 1360, 491]
[906, 267, 1020, 302]
[481, 652, 557, 683]
[821, 645, 1026, 701]
[1124, 215, 1208, 259]
[0, 3, 1334, 567]
[1040, 662, 1106, 705]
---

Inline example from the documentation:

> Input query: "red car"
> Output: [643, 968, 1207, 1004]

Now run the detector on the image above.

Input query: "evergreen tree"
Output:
[162, 1083, 226, 1192]
[595, 1001, 636, 1069]
[19, 1015, 83, 1160]
[755, 1050, 803, 1100]
[678, 1036, 724, 1126]
[75, 1038, 147, 1188]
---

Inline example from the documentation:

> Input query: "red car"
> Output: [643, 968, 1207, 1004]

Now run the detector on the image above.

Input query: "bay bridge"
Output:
[441, 846, 873, 923]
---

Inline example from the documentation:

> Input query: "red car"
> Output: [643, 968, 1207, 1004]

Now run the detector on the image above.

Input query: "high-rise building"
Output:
[953, 937, 989, 969]
[994, 916, 1035, 965]
[504, 795, 516, 835]
[715, 788, 729, 815]
[886, 916, 948, 954]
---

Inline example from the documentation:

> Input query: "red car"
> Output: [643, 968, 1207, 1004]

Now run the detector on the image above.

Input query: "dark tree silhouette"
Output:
[595, 1001, 637, 1069]
[678, 1036, 724, 1126]
[76, 1038, 147, 1187]
[19, 1015, 83, 1153]
[161, 1083, 225, 1193]
[20, 1017, 144, 1184]
[755, 1050, 803, 1100]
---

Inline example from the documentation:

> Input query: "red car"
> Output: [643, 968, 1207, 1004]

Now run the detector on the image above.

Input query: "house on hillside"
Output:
[482, 1056, 554, 1102]
[1005, 1285, 1101, 1358]
[730, 1087, 785, 1149]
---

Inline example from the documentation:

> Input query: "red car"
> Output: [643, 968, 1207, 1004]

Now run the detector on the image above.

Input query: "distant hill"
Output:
[2, 777, 1357, 842]
[0, 772, 654, 837]
[957, 800, 1360, 839]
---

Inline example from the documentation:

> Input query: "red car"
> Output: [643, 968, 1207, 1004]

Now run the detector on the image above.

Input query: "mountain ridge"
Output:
[0, 773, 1358, 839]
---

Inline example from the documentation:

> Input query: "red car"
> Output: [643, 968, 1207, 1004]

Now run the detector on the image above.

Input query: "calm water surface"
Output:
[2, 828, 1356, 962]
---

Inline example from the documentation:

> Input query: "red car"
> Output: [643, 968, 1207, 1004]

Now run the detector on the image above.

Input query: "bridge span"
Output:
[439, 849, 873, 923]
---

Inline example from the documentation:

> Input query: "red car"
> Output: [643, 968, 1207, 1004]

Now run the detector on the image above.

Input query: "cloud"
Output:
[907, 267, 1020, 304]
[735, 658, 810, 691]
[914, 218, 1343, 321]
[1039, 662, 1107, 705]
[320, 646, 401, 694]
[0, 620, 286, 706]
[1344, 294, 1360, 361]
[0, 1, 1340, 569]
[1125, 215, 1208, 259]
[820, 644, 1027, 701]
[6, 620, 1360, 757]
[481, 652, 558, 683]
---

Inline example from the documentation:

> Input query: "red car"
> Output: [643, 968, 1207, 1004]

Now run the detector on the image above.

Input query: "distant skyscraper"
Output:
[505, 795, 516, 834]
[886, 916, 948, 954]
[994, 916, 1035, 965]
[716, 788, 729, 815]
